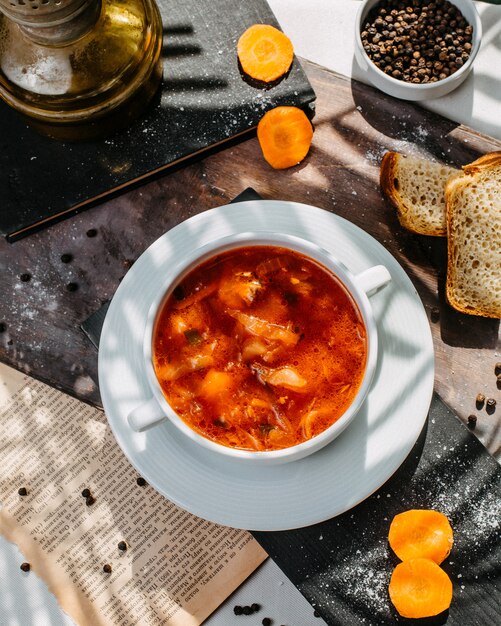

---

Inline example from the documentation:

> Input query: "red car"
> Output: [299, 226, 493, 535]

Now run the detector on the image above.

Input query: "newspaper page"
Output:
[0, 364, 267, 626]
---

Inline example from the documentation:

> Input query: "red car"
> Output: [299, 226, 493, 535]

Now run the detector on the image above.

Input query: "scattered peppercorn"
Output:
[86, 495, 96, 506]
[314, 610, 321, 617]
[66, 282, 79, 292]
[262, 618, 272, 626]
[233, 606, 243, 615]
[60, 253, 73, 263]
[118, 541, 128, 551]
[467, 414, 477, 428]
[136, 477, 147, 486]
[0, 322, 6, 332]
[20, 273, 31, 282]
[476, 393, 485, 406]
[251, 603, 261, 612]
[495, 362, 501, 375]
[86, 228, 98, 238]
[81, 488, 91, 498]
[103, 564, 112, 573]
[430, 307, 440, 323]
[18, 487, 28, 496]
[361, 0, 473, 84]
[20, 562, 30, 572]
[242, 606, 253, 615]
[497, 374, 501, 387]
[486, 398, 496, 413]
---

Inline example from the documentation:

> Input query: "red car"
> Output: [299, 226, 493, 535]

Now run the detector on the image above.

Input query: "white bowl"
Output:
[127, 232, 391, 465]
[354, 0, 482, 101]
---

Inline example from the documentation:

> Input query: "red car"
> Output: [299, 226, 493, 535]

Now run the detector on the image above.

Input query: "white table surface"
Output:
[2, 2, 500, 624]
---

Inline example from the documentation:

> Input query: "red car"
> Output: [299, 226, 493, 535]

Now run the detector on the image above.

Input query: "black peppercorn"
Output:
[486, 398, 496, 413]
[233, 606, 243, 615]
[86, 228, 98, 238]
[242, 606, 253, 615]
[86, 495, 96, 506]
[81, 488, 91, 498]
[495, 362, 501, 375]
[251, 603, 261, 612]
[18, 487, 28, 496]
[66, 282, 78, 292]
[118, 541, 128, 551]
[476, 393, 485, 407]
[136, 477, 147, 486]
[20, 562, 30, 572]
[0, 322, 6, 332]
[262, 619, 272, 626]
[60, 253, 73, 263]
[361, 0, 473, 84]
[467, 414, 477, 428]
[103, 564, 112, 573]
[314, 610, 321, 617]
[20, 273, 31, 282]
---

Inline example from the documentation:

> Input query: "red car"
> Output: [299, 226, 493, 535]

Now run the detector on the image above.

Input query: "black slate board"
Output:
[253, 394, 501, 626]
[0, 0, 315, 241]
[81, 189, 501, 625]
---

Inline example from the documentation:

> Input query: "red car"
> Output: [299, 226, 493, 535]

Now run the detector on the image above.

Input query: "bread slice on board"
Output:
[445, 152, 501, 319]
[380, 152, 460, 236]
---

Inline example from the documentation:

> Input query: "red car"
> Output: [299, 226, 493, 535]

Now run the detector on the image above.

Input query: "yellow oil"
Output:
[0, 0, 163, 139]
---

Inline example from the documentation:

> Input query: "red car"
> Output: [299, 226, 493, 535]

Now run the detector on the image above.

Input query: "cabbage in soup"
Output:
[153, 246, 367, 452]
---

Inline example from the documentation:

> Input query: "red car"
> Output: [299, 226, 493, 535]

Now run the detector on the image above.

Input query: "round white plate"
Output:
[98, 200, 434, 531]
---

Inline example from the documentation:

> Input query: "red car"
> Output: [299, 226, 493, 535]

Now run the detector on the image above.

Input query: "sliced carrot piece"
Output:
[257, 106, 313, 170]
[199, 369, 233, 402]
[389, 558, 453, 619]
[388, 509, 453, 564]
[237, 24, 294, 83]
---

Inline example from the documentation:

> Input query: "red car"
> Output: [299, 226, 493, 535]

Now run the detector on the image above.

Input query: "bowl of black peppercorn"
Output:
[355, 0, 482, 100]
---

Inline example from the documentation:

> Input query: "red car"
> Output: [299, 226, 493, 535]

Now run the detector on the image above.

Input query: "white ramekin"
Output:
[354, 0, 482, 101]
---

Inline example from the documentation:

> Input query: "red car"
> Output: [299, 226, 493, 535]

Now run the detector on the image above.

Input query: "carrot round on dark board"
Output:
[389, 558, 453, 619]
[388, 509, 453, 564]
[237, 24, 294, 83]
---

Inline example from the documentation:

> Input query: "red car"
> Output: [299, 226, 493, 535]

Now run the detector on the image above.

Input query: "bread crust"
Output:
[445, 151, 501, 318]
[463, 151, 501, 175]
[380, 151, 447, 236]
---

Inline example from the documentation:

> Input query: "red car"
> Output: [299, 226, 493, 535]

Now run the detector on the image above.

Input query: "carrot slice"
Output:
[237, 24, 294, 83]
[388, 509, 453, 564]
[389, 558, 453, 619]
[257, 106, 313, 170]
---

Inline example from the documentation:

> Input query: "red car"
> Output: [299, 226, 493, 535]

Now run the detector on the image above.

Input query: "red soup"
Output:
[153, 246, 367, 451]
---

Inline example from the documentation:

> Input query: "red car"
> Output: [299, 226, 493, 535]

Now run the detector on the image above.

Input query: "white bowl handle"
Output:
[128, 397, 167, 432]
[354, 265, 391, 297]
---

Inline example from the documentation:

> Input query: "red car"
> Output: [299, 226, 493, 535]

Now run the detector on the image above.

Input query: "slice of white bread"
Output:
[380, 152, 460, 236]
[445, 152, 501, 319]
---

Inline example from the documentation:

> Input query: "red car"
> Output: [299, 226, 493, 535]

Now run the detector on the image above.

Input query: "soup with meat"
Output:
[153, 246, 367, 451]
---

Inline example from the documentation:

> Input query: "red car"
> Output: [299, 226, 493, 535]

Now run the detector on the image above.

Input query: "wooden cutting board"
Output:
[0, 59, 499, 458]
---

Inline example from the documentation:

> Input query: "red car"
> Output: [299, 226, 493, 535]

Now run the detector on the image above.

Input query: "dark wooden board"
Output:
[253, 393, 501, 626]
[0, 60, 499, 460]
[0, 0, 315, 240]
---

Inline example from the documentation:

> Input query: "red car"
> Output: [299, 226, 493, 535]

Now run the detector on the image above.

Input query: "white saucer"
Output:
[98, 200, 434, 531]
